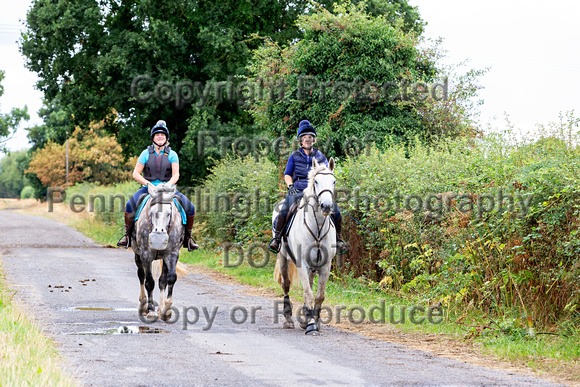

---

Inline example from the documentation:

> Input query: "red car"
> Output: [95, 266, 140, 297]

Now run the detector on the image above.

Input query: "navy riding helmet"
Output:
[150, 120, 169, 141]
[296, 120, 317, 141]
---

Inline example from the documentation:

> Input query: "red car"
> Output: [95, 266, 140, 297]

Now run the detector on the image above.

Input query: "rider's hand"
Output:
[288, 184, 298, 196]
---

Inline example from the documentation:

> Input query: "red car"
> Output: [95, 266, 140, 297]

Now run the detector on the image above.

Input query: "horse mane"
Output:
[300, 164, 328, 207]
[150, 184, 176, 205]
[306, 164, 327, 192]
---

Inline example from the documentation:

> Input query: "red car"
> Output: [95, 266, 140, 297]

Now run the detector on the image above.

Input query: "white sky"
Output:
[410, 0, 580, 134]
[0, 0, 43, 152]
[1, 1, 579, 152]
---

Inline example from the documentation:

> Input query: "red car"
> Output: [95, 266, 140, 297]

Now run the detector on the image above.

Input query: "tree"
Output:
[26, 96, 71, 151]
[0, 70, 29, 153]
[20, 0, 423, 183]
[0, 150, 30, 198]
[247, 2, 480, 157]
[26, 126, 135, 187]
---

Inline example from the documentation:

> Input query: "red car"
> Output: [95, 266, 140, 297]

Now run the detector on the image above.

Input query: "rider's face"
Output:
[153, 133, 167, 146]
[300, 135, 315, 149]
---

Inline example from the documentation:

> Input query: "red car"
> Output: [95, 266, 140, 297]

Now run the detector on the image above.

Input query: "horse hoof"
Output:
[305, 324, 319, 335]
[283, 321, 295, 329]
[160, 310, 172, 322]
[160, 307, 173, 322]
[146, 311, 158, 322]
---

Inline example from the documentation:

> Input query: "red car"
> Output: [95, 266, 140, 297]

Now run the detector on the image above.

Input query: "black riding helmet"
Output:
[150, 120, 169, 142]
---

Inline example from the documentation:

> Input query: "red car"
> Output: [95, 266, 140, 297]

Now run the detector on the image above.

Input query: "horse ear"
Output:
[328, 157, 335, 172]
[313, 158, 319, 168]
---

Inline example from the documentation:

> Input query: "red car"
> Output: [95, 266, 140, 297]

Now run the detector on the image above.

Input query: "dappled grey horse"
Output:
[273, 158, 337, 335]
[131, 183, 184, 321]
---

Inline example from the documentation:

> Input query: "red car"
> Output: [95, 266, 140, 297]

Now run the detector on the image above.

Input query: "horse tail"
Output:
[274, 257, 298, 288]
[176, 262, 189, 276]
[288, 260, 298, 288]
[274, 259, 282, 285]
[151, 260, 189, 279]
[152, 260, 161, 279]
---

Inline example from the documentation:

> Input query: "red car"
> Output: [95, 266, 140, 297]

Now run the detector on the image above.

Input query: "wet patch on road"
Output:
[67, 325, 171, 335]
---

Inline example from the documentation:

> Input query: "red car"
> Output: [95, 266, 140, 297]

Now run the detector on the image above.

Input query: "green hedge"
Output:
[200, 129, 580, 329]
[335, 133, 580, 329]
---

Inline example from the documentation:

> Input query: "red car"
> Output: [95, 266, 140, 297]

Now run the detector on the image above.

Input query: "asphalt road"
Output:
[0, 210, 559, 386]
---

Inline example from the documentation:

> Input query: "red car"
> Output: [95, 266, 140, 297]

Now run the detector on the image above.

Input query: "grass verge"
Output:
[0, 267, 77, 386]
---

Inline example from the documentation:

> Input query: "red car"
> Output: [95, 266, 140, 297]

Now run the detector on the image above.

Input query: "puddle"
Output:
[68, 326, 171, 335]
[63, 307, 136, 312]
[116, 326, 170, 334]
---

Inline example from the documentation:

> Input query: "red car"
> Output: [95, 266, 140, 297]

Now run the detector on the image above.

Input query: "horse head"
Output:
[308, 157, 336, 216]
[147, 183, 176, 250]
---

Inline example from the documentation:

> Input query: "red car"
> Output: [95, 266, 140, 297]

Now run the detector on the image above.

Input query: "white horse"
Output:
[273, 158, 337, 335]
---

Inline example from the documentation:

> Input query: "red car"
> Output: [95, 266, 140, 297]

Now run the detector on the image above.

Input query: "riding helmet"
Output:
[150, 120, 169, 141]
[297, 120, 317, 140]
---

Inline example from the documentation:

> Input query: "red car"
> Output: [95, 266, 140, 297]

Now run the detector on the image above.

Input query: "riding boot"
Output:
[117, 211, 134, 248]
[334, 215, 348, 255]
[268, 213, 287, 253]
[184, 214, 199, 251]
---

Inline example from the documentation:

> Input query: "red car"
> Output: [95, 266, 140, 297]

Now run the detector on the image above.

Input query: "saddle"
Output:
[273, 200, 300, 237]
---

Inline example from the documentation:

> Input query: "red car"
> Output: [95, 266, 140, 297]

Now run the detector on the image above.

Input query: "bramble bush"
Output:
[196, 155, 279, 246]
[335, 112, 580, 330]
[200, 112, 580, 330]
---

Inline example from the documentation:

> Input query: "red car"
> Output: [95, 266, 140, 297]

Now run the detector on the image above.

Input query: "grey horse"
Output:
[273, 158, 337, 335]
[131, 183, 184, 321]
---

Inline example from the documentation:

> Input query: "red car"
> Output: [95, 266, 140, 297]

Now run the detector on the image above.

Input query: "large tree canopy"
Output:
[247, 2, 443, 158]
[0, 71, 29, 153]
[0, 150, 30, 198]
[20, 0, 423, 184]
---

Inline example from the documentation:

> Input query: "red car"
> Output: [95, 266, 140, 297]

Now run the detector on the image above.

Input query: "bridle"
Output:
[145, 195, 178, 233]
[301, 170, 335, 249]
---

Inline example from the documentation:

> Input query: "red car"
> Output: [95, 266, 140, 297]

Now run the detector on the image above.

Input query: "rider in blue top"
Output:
[268, 120, 347, 255]
[117, 120, 199, 251]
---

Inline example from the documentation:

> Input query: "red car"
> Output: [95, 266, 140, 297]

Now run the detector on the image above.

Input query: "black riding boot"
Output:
[268, 213, 287, 253]
[117, 211, 134, 248]
[184, 214, 199, 251]
[334, 215, 348, 255]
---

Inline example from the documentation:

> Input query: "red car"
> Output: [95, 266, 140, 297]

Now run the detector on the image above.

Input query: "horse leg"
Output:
[160, 254, 178, 322]
[297, 267, 317, 333]
[279, 255, 294, 329]
[135, 253, 148, 315]
[143, 258, 158, 321]
[158, 259, 168, 320]
[309, 269, 316, 289]
[314, 265, 331, 331]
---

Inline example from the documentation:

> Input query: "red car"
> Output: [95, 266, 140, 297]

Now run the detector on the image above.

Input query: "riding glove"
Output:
[288, 184, 298, 196]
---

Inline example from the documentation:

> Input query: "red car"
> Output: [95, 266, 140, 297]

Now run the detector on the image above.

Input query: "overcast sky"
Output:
[1, 0, 579, 152]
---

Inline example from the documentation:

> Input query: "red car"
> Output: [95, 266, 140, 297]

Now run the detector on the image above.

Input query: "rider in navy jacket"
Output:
[268, 120, 347, 255]
[117, 120, 198, 251]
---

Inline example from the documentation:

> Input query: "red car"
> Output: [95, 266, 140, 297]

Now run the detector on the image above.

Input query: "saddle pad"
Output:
[135, 195, 187, 225]
[272, 205, 299, 236]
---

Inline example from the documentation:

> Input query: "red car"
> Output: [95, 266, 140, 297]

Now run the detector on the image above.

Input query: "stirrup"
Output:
[336, 239, 348, 255]
[268, 237, 280, 254]
[117, 235, 129, 249]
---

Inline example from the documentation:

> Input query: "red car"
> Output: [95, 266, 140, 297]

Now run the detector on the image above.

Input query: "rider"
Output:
[268, 120, 348, 255]
[117, 120, 199, 251]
